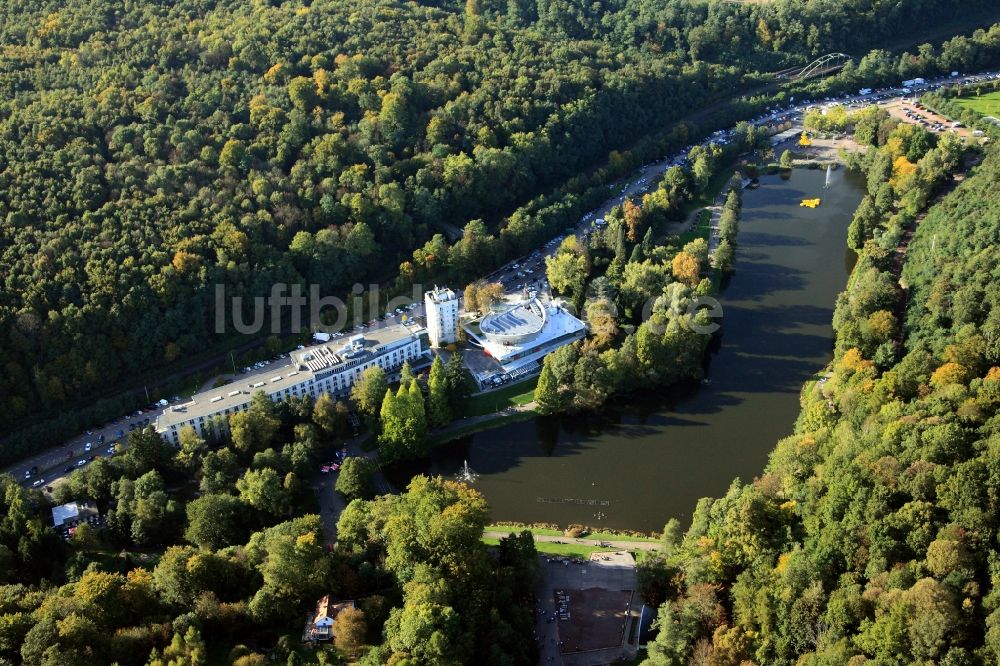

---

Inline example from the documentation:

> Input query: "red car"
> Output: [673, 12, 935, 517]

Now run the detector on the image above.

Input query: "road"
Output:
[313, 433, 395, 545]
[482, 531, 661, 552]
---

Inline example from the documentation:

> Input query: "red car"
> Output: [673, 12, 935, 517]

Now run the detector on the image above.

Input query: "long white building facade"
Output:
[155, 324, 427, 445]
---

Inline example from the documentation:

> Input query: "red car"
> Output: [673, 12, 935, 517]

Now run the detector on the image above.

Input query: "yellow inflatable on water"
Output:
[800, 198, 821, 208]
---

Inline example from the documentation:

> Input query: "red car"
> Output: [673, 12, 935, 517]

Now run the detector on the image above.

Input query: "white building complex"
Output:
[424, 286, 459, 347]
[155, 323, 427, 445]
[464, 298, 586, 373]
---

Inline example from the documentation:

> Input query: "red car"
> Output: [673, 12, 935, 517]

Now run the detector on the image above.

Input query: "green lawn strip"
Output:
[463, 377, 538, 416]
[485, 524, 659, 543]
[955, 91, 1000, 117]
[679, 208, 712, 245]
[482, 536, 627, 559]
[432, 409, 537, 445]
[678, 162, 736, 219]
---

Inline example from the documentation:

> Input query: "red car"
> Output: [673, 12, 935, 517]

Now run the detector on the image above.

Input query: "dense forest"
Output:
[0, 380, 538, 664]
[532, 131, 751, 414]
[2, 0, 997, 458]
[2, 1, 1000, 664]
[641, 106, 1000, 663]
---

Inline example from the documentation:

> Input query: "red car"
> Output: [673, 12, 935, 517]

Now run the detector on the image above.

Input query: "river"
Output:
[387, 166, 865, 533]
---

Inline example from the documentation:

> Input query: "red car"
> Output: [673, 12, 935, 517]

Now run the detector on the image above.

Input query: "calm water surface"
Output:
[390, 167, 864, 532]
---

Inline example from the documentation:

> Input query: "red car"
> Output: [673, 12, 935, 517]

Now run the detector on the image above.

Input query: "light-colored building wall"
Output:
[424, 287, 458, 347]
[156, 325, 425, 445]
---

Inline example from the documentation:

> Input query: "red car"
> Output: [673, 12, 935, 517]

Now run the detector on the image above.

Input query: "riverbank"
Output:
[415, 165, 866, 531]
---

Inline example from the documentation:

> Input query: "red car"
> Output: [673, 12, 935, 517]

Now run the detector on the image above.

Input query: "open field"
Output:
[955, 90, 1000, 117]
[536, 551, 640, 665]
[556, 588, 634, 653]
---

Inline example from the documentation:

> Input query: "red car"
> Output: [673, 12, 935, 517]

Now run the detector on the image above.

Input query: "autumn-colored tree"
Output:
[624, 199, 643, 242]
[929, 362, 968, 388]
[671, 251, 700, 286]
[333, 607, 367, 656]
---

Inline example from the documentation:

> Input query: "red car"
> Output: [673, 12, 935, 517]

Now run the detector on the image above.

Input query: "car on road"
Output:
[31, 479, 44, 488]
[84, 442, 92, 452]
[107, 446, 115, 455]
[23, 470, 30, 480]
[76, 460, 87, 467]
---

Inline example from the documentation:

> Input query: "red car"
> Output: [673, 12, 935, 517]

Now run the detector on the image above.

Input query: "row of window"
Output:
[165, 341, 421, 442]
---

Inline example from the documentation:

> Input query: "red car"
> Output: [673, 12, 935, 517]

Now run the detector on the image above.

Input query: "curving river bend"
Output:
[388, 167, 865, 532]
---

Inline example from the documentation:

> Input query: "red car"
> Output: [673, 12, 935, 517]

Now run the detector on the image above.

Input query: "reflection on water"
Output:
[386, 167, 865, 532]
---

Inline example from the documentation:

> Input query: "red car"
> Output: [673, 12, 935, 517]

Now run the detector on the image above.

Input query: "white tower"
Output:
[424, 286, 459, 347]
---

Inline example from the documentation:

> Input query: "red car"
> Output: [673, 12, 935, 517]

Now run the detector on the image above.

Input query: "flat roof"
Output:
[52, 501, 98, 527]
[473, 303, 585, 360]
[480, 300, 546, 338]
[426, 287, 457, 303]
[156, 324, 424, 430]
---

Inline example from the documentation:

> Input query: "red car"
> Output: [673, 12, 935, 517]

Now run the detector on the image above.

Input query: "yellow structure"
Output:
[800, 198, 821, 208]
[798, 132, 813, 147]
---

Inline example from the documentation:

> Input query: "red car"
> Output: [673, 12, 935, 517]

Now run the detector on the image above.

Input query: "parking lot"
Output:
[883, 98, 977, 140]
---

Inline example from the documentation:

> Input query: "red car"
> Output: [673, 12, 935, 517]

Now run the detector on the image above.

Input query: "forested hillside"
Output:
[0, 0, 994, 448]
[642, 142, 1000, 661]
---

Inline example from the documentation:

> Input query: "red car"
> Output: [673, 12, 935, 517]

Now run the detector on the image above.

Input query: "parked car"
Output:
[84, 442, 92, 452]
[77, 460, 87, 467]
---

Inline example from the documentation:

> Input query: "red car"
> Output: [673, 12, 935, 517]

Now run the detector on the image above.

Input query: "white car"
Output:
[84, 442, 92, 452]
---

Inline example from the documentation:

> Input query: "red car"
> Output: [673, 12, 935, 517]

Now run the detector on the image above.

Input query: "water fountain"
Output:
[824, 164, 833, 188]
[456, 460, 478, 484]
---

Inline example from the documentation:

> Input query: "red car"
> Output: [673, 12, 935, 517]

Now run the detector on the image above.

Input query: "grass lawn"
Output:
[482, 536, 626, 558]
[679, 209, 712, 245]
[434, 409, 536, 444]
[955, 90, 1000, 117]
[485, 524, 659, 543]
[677, 158, 737, 217]
[463, 377, 538, 417]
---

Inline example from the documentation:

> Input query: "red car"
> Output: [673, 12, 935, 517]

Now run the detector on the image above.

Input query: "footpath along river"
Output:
[387, 167, 866, 533]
